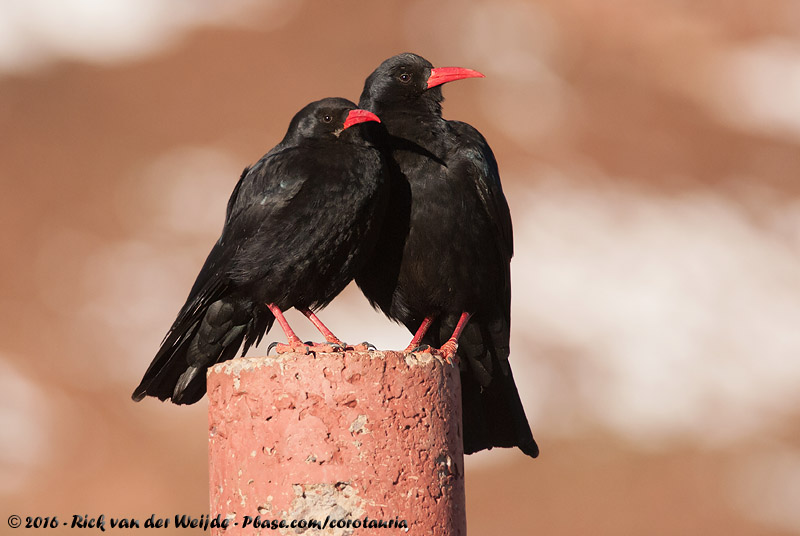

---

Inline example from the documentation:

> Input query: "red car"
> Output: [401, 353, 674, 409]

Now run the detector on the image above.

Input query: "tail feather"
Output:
[461, 363, 539, 457]
[422, 314, 539, 458]
[173, 366, 202, 403]
[132, 297, 272, 404]
[131, 320, 200, 403]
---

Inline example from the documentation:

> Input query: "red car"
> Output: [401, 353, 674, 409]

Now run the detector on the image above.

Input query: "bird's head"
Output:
[359, 53, 484, 116]
[285, 97, 381, 144]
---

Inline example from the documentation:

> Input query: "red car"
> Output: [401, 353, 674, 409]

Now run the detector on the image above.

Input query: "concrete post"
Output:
[207, 350, 465, 535]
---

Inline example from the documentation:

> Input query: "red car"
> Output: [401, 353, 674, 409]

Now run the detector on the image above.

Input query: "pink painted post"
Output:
[207, 350, 465, 535]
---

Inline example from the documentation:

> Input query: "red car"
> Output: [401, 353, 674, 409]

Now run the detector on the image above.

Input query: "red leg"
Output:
[266, 303, 309, 354]
[438, 312, 472, 364]
[403, 316, 435, 353]
[299, 308, 375, 352]
[299, 308, 345, 349]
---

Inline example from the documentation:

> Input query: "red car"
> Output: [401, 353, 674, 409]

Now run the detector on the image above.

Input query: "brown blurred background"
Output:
[2, 0, 799, 534]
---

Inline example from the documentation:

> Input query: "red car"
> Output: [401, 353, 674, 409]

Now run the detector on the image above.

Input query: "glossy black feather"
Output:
[355, 53, 538, 457]
[133, 98, 387, 404]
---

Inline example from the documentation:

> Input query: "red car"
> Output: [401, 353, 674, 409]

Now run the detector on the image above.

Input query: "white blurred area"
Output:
[1, 1, 799, 535]
[707, 39, 800, 141]
[0, 357, 51, 494]
[0, 0, 296, 73]
[511, 176, 800, 445]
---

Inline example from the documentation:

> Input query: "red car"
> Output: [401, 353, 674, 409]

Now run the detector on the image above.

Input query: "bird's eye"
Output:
[398, 72, 411, 83]
[322, 114, 333, 123]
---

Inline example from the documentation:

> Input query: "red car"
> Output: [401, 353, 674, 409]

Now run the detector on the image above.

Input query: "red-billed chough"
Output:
[355, 53, 539, 458]
[133, 98, 386, 404]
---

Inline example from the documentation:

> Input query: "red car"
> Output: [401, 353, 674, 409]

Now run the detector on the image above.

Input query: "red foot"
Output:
[349, 342, 376, 352]
[405, 342, 459, 364]
[437, 340, 459, 365]
[305, 342, 344, 353]
[272, 341, 373, 354]
[273, 341, 311, 355]
[401, 312, 469, 364]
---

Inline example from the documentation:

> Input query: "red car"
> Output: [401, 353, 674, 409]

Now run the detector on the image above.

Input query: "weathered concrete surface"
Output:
[208, 350, 465, 535]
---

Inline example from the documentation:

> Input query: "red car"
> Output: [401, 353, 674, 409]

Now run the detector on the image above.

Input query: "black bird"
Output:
[355, 53, 538, 458]
[133, 98, 386, 404]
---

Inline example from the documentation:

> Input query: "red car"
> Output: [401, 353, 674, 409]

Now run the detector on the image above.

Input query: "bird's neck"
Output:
[363, 96, 442, 122]
[370, 105, 445, 136]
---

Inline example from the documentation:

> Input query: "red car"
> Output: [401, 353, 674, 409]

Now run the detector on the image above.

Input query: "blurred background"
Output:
[1, 0, 799, 534]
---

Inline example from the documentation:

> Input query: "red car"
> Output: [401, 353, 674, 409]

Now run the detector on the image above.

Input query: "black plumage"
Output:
[355, 53, 538, 458]
[133, 98, 386, 404]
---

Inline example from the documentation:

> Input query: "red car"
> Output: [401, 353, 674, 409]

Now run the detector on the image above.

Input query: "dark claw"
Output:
[360, 341, 377, 351]
[302, 341, 345, 352]
[411, 344, 432, 353]
[267, 341, 279, 355]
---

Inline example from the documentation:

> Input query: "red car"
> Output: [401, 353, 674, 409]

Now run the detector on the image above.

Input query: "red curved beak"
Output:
[343, 109, 381, 129]
[426, 67, 485, 89]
